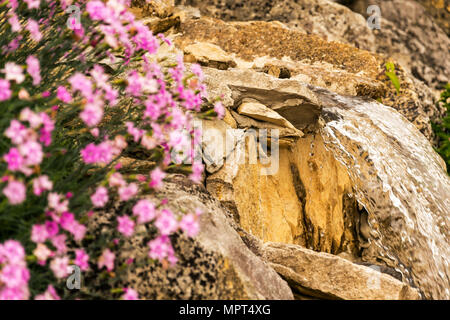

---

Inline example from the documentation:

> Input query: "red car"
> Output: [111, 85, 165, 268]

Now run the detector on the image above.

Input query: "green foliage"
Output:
[432, 84, 450, 173]
[385, 62, 401, 94]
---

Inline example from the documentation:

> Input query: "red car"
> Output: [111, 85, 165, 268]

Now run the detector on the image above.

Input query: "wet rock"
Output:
[262, 242, 421, 300]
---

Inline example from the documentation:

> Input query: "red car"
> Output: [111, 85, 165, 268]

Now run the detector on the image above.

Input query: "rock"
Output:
[223, 108, 237, 128]
[174, 1, 447, 140]
[132, 0, 175, 18]
[414, 0, 450, 36]
[262, 242, 421, 300]
[206, 130, 360, 254]
[184, 42, 237, 70]
[199, 118, 244, 173]
[237, 100, 296, 129]
[174, 13, 445, 141]
[345, 0, 450, 92]
[202, 67, 322, 131]
[86, 174, 293, 300]
[179, 0, 449, 92]
[146, 15, 181, 34]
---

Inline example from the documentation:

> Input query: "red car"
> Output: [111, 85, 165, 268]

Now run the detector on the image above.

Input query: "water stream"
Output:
[317, 89, 450, 299]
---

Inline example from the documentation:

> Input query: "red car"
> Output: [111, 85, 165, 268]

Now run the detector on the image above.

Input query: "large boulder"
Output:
[86, 174, 293, 300]
[262, 242, 421, 300]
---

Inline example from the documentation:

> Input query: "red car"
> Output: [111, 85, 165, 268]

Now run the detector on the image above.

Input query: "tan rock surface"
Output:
[184, 42, 237, 70]
[262, 242, 421, 300]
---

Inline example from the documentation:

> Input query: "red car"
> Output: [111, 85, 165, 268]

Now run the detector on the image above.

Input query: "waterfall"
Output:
[317, 89, 450, 299]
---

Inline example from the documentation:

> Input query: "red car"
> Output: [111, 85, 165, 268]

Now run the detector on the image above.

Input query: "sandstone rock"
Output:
[262, 242, 421, 300]
[237, 100, 296, 129]
[175, 14, 445, 140]
[345, 0, 450, 92]
[223, 108, 237, 128]
[206, 131, 360, 254]
[179, 0, 449, 92]
[414, 0, 450, 36]
[202, 68, 322, 131]
[132, 0, 175, 18]
[184, 42, 237, 70]
[200, 118, 244, 173]
[86, 174, 293, 300]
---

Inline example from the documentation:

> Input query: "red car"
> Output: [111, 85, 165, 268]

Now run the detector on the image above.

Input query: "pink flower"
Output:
[118, 183, 138, 202]
[47, 193, 69, 213]
[155, 209, 177, 235]
[132, 21, 159, 54]
[214, 101, 225, 119]
[0, 79, 12, 101]
[132, 199, 156, 224]
[91, 186, 108, 207]
[0, 240, 25, 265]
[117, 216, 135, 237]
[2, 62, 24, 83]
[26, 55, 41, 85]
[32, 175, 53, 196]
[3, 180, 26, 205]
[4, 148, 24, 171]
[51, 234, 67, 253]
[108, 172, 126, 188]
[45, 221, 59, 237]
[147, 235, 177, 264]
[190, 64, 204, 81]
[50, 256, 70, 278]
[81, 142, 113, 164]
[19, 140, 43, 166]
[86, 1, 107, 21]
[56, 86, 72, 103]
[33, 243, 52, 265]
[75, 249, 89, 271]
[26, 20, 42, 42]
[0, 264, 30, 288]
[8, 15, 21, 32]
[98, 248, 115, 272]
[122, 288, 139, 300]
[126, 71, 143, 97]
[147, 236, 169, 261]
[190, 162, 204, 184]
[5, 120, 28, 145]
[141, 134, 157, 150]
[34, 285, 60, 300]
[126, 122, 144, 142]
[149, 167, 166, 189]
[24, 0, 40, 9]
[19, 108, 41, 128]
[31, 224, 48, 243]
[179, 213, 200, 238]
[61, 215, 86, 241]
[80, 98, 104, 127]
[69, 73, 93, 98]
[0, 287, 29, 300]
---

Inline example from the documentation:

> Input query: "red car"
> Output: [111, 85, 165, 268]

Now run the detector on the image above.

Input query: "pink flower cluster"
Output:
[28, 193, 88, 279]
[2, 109, 55, 204]
[0, 240, 30, 300]
[0, 0, 219, 300]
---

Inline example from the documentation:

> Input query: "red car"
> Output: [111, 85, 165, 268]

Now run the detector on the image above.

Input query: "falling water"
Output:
[316, 89, 450, 299]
